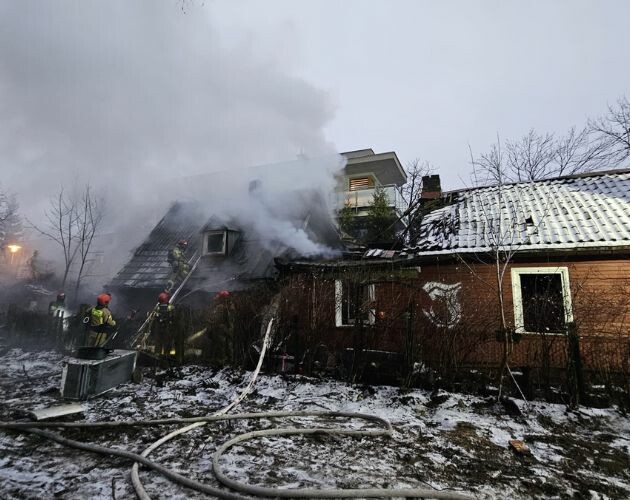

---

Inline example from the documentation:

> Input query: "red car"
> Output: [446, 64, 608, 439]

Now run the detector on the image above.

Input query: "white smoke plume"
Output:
[0, 1, 342, 287]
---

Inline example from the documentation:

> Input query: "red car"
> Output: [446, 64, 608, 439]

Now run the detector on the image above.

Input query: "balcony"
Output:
[334, 184, 408, 217]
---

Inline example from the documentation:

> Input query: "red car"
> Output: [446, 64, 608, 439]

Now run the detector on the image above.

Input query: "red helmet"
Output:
[158, 292, 170, 304]
[97, 293, 111, 306]
[215, 290, 230, 300]
[178, 239, 188, 248]
[56, 292, 66, 302]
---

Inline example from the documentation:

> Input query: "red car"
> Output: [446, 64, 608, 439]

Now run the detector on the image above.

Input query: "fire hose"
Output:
[0, 317, 474, 500]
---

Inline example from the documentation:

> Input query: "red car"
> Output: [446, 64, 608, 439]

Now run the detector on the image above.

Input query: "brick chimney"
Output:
[421, 174, 442, 201]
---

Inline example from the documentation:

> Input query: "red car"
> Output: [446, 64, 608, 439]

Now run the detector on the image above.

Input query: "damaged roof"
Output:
[111, 194, 341, 291]
[416, 169, 630, 254]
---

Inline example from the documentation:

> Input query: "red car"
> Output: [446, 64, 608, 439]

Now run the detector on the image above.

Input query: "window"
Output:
[349, 176, 375, 191]
[511, 267, 573, 334]
[204, 231, 226, 255]
[335, 279, 375, 327]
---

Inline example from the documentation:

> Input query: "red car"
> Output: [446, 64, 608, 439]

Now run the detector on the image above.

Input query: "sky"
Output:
[212, 0, 630, 188]
[1, 0, 629, 279]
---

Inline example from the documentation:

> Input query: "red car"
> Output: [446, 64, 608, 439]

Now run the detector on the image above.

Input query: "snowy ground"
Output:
[0, 348, 629, 500]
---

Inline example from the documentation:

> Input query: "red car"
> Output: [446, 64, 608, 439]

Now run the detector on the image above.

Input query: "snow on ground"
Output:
[0, 348, 629, 499]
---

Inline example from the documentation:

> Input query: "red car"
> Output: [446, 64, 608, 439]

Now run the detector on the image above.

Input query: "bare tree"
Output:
[30, 188, 79, 288]
[505, 129, 555, 182]
[554, 126, 609, 176]
[73, 186, 104, 300]
[589, 96, 630, 165]
[30, 185, 104, 292]
[400, 158, 434, 245]
[467, 139, 557, 399]
[0, 188, 20, 245]
[477, 123, 616, 185]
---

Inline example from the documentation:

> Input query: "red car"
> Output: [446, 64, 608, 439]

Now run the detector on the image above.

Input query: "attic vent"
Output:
[349, 176, 375, 191]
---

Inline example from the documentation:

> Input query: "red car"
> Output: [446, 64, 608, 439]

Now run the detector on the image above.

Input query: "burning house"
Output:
[277, 169, 630, 387]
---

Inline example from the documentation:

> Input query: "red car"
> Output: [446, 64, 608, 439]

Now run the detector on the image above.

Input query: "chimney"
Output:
[421, 174, 441, 201]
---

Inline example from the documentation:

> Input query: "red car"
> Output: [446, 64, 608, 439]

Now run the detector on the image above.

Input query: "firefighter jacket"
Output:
[48, 300, 65, 316]
[169, 247, 187, 266]
[154, 303, 175, 324]
[86, 306, 116, 333]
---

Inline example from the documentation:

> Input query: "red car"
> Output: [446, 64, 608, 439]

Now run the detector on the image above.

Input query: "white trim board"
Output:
[511, 266, 573, 334]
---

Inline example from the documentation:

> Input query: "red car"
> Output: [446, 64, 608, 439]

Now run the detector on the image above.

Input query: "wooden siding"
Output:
[280, 257, 630, 371]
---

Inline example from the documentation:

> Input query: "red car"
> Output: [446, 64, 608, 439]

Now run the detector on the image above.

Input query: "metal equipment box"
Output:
[61, 350, 137, 400]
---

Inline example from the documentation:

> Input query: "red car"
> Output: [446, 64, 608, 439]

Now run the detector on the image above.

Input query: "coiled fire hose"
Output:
[0, 317, 473, 500]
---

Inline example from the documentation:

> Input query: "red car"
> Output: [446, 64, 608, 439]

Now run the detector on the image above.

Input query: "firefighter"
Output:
[166, 239, 190, 291]
[48, 292, 66, 316]
[204, 290, 235, 365]
[85, 293, 117, 347]
[48, 292, 67, 344]
[151, 292, 175, 355]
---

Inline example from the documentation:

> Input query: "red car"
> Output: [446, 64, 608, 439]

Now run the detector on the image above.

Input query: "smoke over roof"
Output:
[0, 1, 340, 285]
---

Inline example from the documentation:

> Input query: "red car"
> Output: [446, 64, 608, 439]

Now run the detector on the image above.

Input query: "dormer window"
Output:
[201, 225, 240, 257]
[203, 230, 227, 255]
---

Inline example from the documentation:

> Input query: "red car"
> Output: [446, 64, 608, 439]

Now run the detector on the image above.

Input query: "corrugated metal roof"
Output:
[416, 170, 630, 254]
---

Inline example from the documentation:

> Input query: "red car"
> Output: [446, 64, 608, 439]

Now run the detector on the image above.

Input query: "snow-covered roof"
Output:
[416, 170, 630, 255]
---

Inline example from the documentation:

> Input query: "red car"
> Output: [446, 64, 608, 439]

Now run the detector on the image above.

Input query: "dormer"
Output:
[200, 217, 240, 257]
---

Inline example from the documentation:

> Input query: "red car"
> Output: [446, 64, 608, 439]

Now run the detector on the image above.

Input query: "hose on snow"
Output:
[0, 313, 473, 499]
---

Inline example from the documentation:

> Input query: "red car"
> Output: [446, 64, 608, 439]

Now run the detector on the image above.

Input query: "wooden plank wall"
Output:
[280, 257, 630, 371]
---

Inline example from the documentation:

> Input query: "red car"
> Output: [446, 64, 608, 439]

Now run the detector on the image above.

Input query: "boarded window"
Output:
[349, 176, 375, 191]
[519, 274, 566, 332]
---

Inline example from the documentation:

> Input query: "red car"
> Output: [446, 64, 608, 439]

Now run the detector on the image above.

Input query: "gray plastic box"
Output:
[61, 350, 137, 400]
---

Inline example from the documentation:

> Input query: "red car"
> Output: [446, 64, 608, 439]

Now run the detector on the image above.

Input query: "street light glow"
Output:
[7, 244, 22, 254]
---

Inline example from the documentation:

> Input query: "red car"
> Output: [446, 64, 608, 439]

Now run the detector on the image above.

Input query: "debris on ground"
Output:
[0, 348, 629, 499]
[508, 439, 531, 456]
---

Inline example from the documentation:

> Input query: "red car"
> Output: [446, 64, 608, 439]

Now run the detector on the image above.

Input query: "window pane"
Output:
[520, 273, 565, 332]
[206, 233, 225, 254]
[341, 280, 372, 325]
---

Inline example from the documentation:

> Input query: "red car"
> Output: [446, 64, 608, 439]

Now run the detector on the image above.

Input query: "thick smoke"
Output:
[0, 1, 341, 286]
[169, 155, 345, 258]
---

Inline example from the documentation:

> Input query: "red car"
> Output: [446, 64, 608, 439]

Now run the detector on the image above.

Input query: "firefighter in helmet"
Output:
[85, 293, 117, 347]
[48, 292, 66, 316]
[151, 292, 175, 356]
[47, 291, 67, 342]
[167, 239, 190, 291]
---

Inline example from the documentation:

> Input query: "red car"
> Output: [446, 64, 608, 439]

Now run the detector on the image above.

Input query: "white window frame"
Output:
[511, 266, 573, 335]
[203, 230, 226, 256]
[334, 279, 376, 327]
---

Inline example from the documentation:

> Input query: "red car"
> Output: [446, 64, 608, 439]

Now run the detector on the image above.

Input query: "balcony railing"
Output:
[334, 184, 408, 216]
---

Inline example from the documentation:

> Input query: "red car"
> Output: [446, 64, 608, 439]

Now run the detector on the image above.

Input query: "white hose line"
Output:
[212, 427, 473, 499]
[4, 412, 472, 499]
[130, 317, 275, 500]
[16, 427, 246, 500]
[0, 411, 390, 430]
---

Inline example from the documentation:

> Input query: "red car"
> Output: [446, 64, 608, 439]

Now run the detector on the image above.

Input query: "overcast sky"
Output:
[1, 0, 629, 271]
[214, 0, 630, 188]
